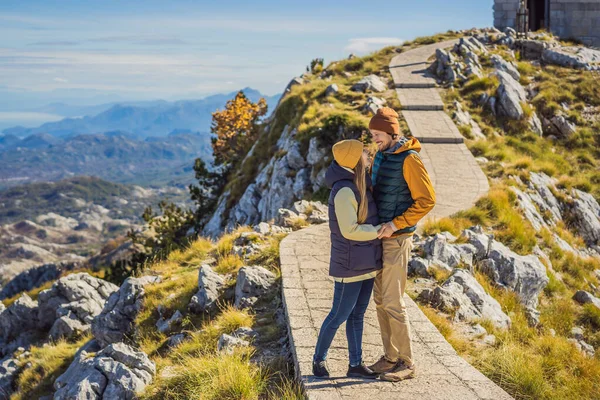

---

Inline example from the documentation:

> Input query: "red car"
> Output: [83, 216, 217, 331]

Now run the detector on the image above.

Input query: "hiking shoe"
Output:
[346, 363, 379, 380]
[368, 355, 397, 374]
[380, 361, 416, 382]
[312, 360, 330, 379]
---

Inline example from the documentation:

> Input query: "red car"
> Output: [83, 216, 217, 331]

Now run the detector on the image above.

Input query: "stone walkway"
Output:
[279, 40, 503, 399]
[391, 40, 489, 221]
[281, 224, 512, 400]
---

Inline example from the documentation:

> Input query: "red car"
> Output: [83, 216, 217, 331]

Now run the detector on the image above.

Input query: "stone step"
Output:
[415, 135, 464, 143]
[402, 104, 444, 111]
[395, 82, 438, 88]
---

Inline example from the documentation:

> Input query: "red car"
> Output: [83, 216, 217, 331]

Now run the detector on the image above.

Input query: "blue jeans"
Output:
[313, 278, 375, 366]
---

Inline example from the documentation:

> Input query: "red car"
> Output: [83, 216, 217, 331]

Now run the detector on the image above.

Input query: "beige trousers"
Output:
[373, 234, 414, 365]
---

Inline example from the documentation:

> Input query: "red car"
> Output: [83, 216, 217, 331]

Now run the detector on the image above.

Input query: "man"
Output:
[367, 107, 436, 382]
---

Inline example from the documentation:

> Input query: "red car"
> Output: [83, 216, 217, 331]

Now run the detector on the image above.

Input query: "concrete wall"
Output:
[494, 0, 521, 30]
[550, 0, 600, 47]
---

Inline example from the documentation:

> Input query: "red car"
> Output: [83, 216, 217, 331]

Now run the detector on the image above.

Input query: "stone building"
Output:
[494, 0, 600, 46]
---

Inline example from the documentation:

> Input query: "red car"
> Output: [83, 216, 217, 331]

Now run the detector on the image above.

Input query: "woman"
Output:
[312, 139, 383, 380]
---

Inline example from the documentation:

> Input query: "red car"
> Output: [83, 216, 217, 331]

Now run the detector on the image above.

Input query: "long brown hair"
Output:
[353, 155, 368, 224]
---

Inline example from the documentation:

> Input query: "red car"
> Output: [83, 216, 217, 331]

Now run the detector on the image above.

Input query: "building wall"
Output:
[550, 0, 600, 47]
[494, 0, 521, 30]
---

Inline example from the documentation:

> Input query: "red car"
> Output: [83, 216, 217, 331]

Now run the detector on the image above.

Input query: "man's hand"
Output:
[377, 222, 396, 239]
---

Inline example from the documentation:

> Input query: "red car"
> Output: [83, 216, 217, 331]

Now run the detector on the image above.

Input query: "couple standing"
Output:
[312, 107, 436, 382]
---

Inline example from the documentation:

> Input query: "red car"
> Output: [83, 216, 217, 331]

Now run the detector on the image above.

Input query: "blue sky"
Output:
[0, 0, 493, 108]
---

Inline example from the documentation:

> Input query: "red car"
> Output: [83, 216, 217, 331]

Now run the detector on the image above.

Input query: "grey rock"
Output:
[567, 189, 600, 246]
[363, 96, 387, 115]
[0, 261, 79, 300]
[529, 112, 543, 135]
[165, 332, 192, 349]
[571, 326, 585, 341]
[573, 290, 600, 310]
[0, 356, 20, 399]
[293, 168, 311, 199]
[423, 233, 477, 269]
[511, 186, 547, 232]
[202, 190, 230, 239]
[189, 265, 225, 314]
[307, 137, 327, 166]
[408, 257, 431, 278]
[37, 273, 119, 340]
[285, 142, 306, 170]
[324, 83, 339, 96]
[550, 115, 577, 138]
[528, 172, 562, 223]
[0, 293, 39, 343]
[480, 240, 549, 313]
[156, 310, 183, 335]
[275, 208, 300, 228]
[491, 54, 520, 81]
[217, 333, 249, 354]
[312, 167, 327, 192]
[54, 340, 155, 400]
[292, 200, 327, 216]
[350, 74, 387, 92]
[234, 266, 277, 309]
[542, 47, 600, 70]
[568, 338, 596, 358]
[418, 269, 511, 329]
[92, 276, 160, 347]
[232, 327, 259, 340]
[494, 70, 527, 120]
[49, 312, 89, 341]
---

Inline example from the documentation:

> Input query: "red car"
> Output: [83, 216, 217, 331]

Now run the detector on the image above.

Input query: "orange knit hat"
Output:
[369, 107, 400, 136]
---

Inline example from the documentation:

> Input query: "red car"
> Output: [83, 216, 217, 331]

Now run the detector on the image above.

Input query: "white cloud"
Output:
[345, 37, 404, 53]
[53, 77, 68, 83]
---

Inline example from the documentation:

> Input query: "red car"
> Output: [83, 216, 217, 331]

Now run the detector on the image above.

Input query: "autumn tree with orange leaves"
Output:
[211, 91, 267, 167]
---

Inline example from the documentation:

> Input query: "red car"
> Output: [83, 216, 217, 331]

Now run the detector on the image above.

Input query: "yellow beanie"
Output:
[332, 139, 363, 169]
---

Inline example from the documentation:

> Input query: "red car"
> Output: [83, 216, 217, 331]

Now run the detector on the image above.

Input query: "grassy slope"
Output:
[422, 35, 600, 399]
[10, 227, 303, 399]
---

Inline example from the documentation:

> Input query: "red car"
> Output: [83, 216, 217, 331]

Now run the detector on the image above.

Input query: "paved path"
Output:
[391, 40, 489, 221]
[280, 224, 512, 400]
[280, 40, 501, 399]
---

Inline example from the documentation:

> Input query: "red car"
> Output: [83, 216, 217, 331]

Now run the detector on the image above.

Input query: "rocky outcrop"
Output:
[420, 227, 549, 326]
[234, 266, 276, 308]
[494, 70, 527, 120]
[350, 74, 387, 92]
[418, 269, 511, 329]
[479, 239, 549, 324]
[324, 84, 338, 96]
[452, 102, 485, 140]
[91, 276, 161, 347]
[490, 54, 520, 81]
[573, 290, 600, 310]
[189, 265, 225, 314]
[0, 261, 79, 300]
[0, 294, 39, 344]
[217, 333, 249, 354]
[566, 189, 600, 247]
[203, 126, 330, 238]
[542, 47, 600, 71]
[37, 273, 119, 341]
[53, 340, 155, 400]
[0, 355, 20, 399]
[422, 233, 477, 270]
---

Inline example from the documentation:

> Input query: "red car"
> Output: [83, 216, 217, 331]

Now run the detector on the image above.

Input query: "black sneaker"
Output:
[347, 362, 379, 379]
[313, 360, 330, 379]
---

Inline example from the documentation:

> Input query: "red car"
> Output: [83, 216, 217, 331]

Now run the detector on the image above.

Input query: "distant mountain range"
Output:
[0, 87, 281, 188]
[0, 131, 211, 188]
[1, 87, 281, 139]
